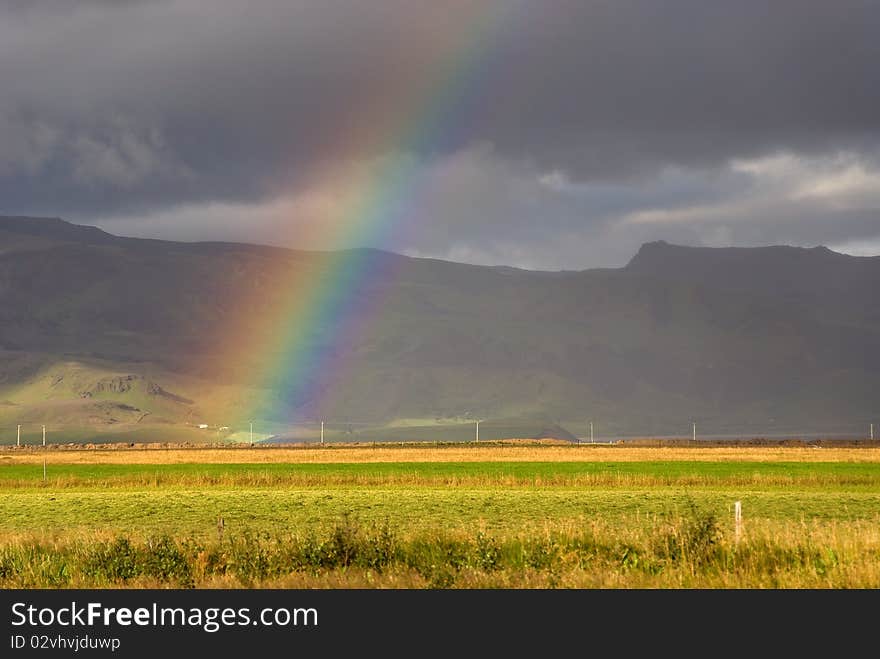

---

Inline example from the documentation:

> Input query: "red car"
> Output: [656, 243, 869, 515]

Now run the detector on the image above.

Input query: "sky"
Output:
[1, 0, 879, 270]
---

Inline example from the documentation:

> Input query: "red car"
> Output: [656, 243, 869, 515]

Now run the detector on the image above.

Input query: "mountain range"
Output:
[1, 215, 878, 443]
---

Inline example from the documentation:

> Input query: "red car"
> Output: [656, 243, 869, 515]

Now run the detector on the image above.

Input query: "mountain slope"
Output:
[1, 215, 878, 442]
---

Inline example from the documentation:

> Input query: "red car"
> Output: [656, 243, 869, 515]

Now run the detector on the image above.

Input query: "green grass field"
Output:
[1, 446, 879, 588]
[5, 459, 880, 485]
[3, 484, 879, 537]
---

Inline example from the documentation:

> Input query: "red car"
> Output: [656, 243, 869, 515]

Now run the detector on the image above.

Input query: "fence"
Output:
[3, 419, 877, 446]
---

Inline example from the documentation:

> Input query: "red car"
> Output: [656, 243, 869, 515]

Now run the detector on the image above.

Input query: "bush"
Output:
[653, 501, 723, 571]
[142, 535, 193, 587]
[84, 537, 140, 582]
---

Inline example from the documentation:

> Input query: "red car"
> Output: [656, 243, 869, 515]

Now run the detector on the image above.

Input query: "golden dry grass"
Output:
[3, 516, 880, 588]
[2, 443, 879, 465]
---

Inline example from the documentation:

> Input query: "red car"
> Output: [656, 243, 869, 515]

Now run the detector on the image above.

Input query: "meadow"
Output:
[1, 443, 879, 588]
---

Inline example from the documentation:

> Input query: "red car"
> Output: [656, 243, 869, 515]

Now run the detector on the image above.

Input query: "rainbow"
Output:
[218, 2, 523, 429]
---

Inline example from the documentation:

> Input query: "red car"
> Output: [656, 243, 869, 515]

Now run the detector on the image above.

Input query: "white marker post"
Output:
[871, 423, 874, 441]
[42, 425, 46, 447]
[476, 420, 480, 443]
[734, 500, 743, 545]
[249, 422, 253, 446]
[590, 421, 594, 444]
[692, 422, 696, 442]
[320, 421, 324, 446]
[17, 424, 20, 447]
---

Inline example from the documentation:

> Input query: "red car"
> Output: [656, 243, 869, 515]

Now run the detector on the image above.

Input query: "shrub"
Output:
[142, 535, 193, 587]
[84, 537, 140, 582]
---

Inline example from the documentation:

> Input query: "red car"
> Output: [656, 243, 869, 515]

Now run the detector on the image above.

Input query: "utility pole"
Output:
[321, 421, 324, 446]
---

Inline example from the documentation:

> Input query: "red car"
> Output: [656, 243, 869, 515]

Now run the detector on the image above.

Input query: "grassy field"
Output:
[1, 443, 879, 588]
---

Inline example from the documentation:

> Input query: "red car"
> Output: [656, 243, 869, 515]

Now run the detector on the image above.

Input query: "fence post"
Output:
[734, 501, 743, 546]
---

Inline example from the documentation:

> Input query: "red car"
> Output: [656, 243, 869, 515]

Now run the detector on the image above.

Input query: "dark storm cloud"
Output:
[1, 0, 879, 267]
[480, 1, 880, 174]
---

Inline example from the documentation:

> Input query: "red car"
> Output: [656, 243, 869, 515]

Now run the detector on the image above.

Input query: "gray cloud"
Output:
[1, 0, 879, 267]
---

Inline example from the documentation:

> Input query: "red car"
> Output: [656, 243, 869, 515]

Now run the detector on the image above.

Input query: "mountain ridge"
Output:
[1, 214, 877, 442]
[3, 214, 872, 271]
